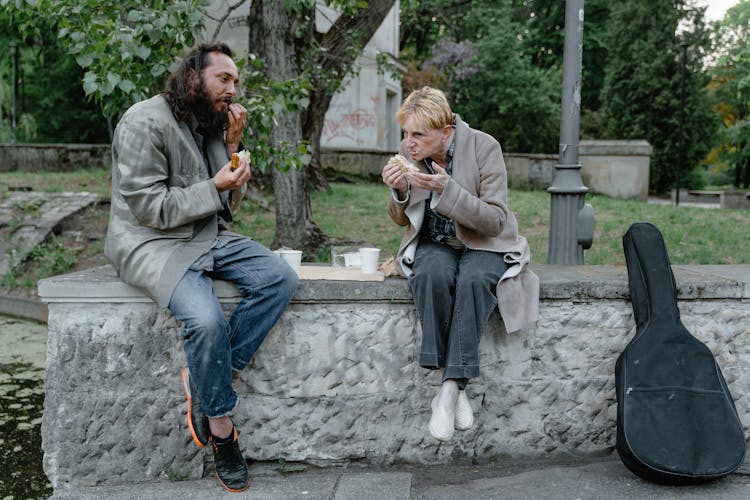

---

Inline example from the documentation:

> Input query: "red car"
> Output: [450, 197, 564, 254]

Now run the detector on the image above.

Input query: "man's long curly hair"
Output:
[163, 43, 234, 123]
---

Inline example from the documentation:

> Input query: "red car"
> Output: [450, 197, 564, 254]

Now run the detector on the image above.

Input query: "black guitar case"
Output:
[615, 222, 746, 484]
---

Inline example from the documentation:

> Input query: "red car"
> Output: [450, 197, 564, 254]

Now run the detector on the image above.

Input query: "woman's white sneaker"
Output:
[454, 390, 474, 431]
[429, 395, 455, 441]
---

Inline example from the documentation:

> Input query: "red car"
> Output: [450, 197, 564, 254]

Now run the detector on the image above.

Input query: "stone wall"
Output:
[721, 190, 750, 209]
[321, 140, 651, 200]
[321, 149, 392, 179]
[38, 264, 750, 489]
[505, 140, 652, 200]
[0, 144, 111, 172]
[2, 141, 650, 200]
[669, 189, 750, 209]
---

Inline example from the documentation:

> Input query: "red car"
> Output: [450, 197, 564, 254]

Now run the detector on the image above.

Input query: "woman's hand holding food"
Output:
[408, 161, 450, 194]
[382, 156, 411, 196]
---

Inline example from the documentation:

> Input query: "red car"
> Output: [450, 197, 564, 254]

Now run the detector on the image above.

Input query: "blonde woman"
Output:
[381, 87, 539, 441]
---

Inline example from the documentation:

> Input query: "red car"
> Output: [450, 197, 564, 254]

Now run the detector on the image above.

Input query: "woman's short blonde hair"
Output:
[396, 86, 453, 130]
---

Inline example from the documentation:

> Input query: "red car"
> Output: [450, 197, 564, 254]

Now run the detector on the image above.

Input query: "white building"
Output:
[205, 0, 402, 164]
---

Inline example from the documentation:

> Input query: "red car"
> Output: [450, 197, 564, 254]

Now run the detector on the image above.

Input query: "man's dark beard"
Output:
[192, 85, 229, 136]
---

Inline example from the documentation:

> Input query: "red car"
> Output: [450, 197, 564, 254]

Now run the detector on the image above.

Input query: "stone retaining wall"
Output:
[38, 264, 750, 489]
[0, 143, 111, 172]
[323, 141, 652, 201]
[2, 142, 651, 200]
[505, 140, 652, 200]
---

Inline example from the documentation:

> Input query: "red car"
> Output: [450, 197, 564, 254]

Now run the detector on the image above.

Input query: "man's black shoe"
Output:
[181, 368, 210, 448]
[212, 427, 250, 492]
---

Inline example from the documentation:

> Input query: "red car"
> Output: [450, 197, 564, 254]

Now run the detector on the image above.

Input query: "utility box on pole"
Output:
[548, 0, 594, 264]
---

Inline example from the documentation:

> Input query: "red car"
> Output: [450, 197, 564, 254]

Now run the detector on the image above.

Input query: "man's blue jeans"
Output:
[169, 237, 298, 417]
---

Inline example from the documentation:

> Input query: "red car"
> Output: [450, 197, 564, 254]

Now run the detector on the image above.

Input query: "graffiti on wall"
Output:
[323, 96, 379, 146]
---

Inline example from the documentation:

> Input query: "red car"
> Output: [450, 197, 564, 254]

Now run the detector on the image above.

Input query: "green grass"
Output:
[576, 194, 750, 265]
[0, 168, 111, 198]
[238, 181, 750, 265]
[2, 167, 749, 266]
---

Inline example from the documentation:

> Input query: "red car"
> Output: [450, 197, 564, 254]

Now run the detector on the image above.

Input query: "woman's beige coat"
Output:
[388, 115, 539, 333]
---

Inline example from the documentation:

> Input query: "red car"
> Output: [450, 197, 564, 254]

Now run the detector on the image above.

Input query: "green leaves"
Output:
[82, 71, 97, 96]
[400, 1, 560, 153]
[709, 0, 750, 187]
[601, 0, 717, 194]
[117, 80, 136, 94]
[75, 53, 93, 67]
[238, 55, 313, 173]
[5, 0, 207, 121]
[2, 0, 365, 176]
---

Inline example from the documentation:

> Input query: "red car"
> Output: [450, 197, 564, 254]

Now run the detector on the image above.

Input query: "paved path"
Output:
[48, 458, 750, 499]
[647, 196, 720, 208]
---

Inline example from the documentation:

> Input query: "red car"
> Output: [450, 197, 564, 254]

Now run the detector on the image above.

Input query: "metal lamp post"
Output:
[548, 0, 594, 264]
[675, 41, 689, 206]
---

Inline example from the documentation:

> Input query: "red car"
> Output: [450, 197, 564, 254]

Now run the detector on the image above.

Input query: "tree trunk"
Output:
[734, 160, 742, 189]
[304, 0, 398, 189]
[303, 92, 333, 190]
[247, 0, 397, 250]
[249, 0, 327, 252]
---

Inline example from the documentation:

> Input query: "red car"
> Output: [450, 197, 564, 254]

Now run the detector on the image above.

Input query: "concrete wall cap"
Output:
[37, 264, 750, 304]
[0, 143, 110, 149]
[579, 139, 653, 156]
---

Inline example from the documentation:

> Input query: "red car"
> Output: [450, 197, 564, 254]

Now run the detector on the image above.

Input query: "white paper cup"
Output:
[343, 252, 361, 268]
[278, 249, 302, 275]
[359, 247, 380, 274]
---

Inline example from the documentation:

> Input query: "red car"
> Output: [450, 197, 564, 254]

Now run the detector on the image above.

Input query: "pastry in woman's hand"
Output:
[391, 154, 419, 174]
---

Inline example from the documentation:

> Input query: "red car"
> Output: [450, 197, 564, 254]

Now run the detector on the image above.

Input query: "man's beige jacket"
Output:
[105, 95, 241, 307]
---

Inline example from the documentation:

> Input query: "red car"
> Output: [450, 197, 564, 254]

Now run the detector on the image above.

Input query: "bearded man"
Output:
[105, 43, 298, 492]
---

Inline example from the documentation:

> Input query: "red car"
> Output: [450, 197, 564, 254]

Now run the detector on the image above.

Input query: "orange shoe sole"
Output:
[181, 368, 206, 449]
[215, 471, 250, 493]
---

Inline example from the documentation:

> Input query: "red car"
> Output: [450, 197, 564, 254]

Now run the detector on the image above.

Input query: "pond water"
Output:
[0, 315, 53, 499]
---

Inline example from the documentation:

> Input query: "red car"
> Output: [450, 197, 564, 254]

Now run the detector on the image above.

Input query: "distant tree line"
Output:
[2, 0, 748, 193]
[708, 0, 750, 189]
[0, 13, 108, 143]
[400, 0, 749, 192]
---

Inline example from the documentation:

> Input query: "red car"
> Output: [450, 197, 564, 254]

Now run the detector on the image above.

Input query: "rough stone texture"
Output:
[38, 265, 750, 488]
[42, 304, 203, 488]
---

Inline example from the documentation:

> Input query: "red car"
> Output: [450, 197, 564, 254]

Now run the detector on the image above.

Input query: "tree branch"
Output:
[209, 0, 249, 43]
[316, 0, 397, 74]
